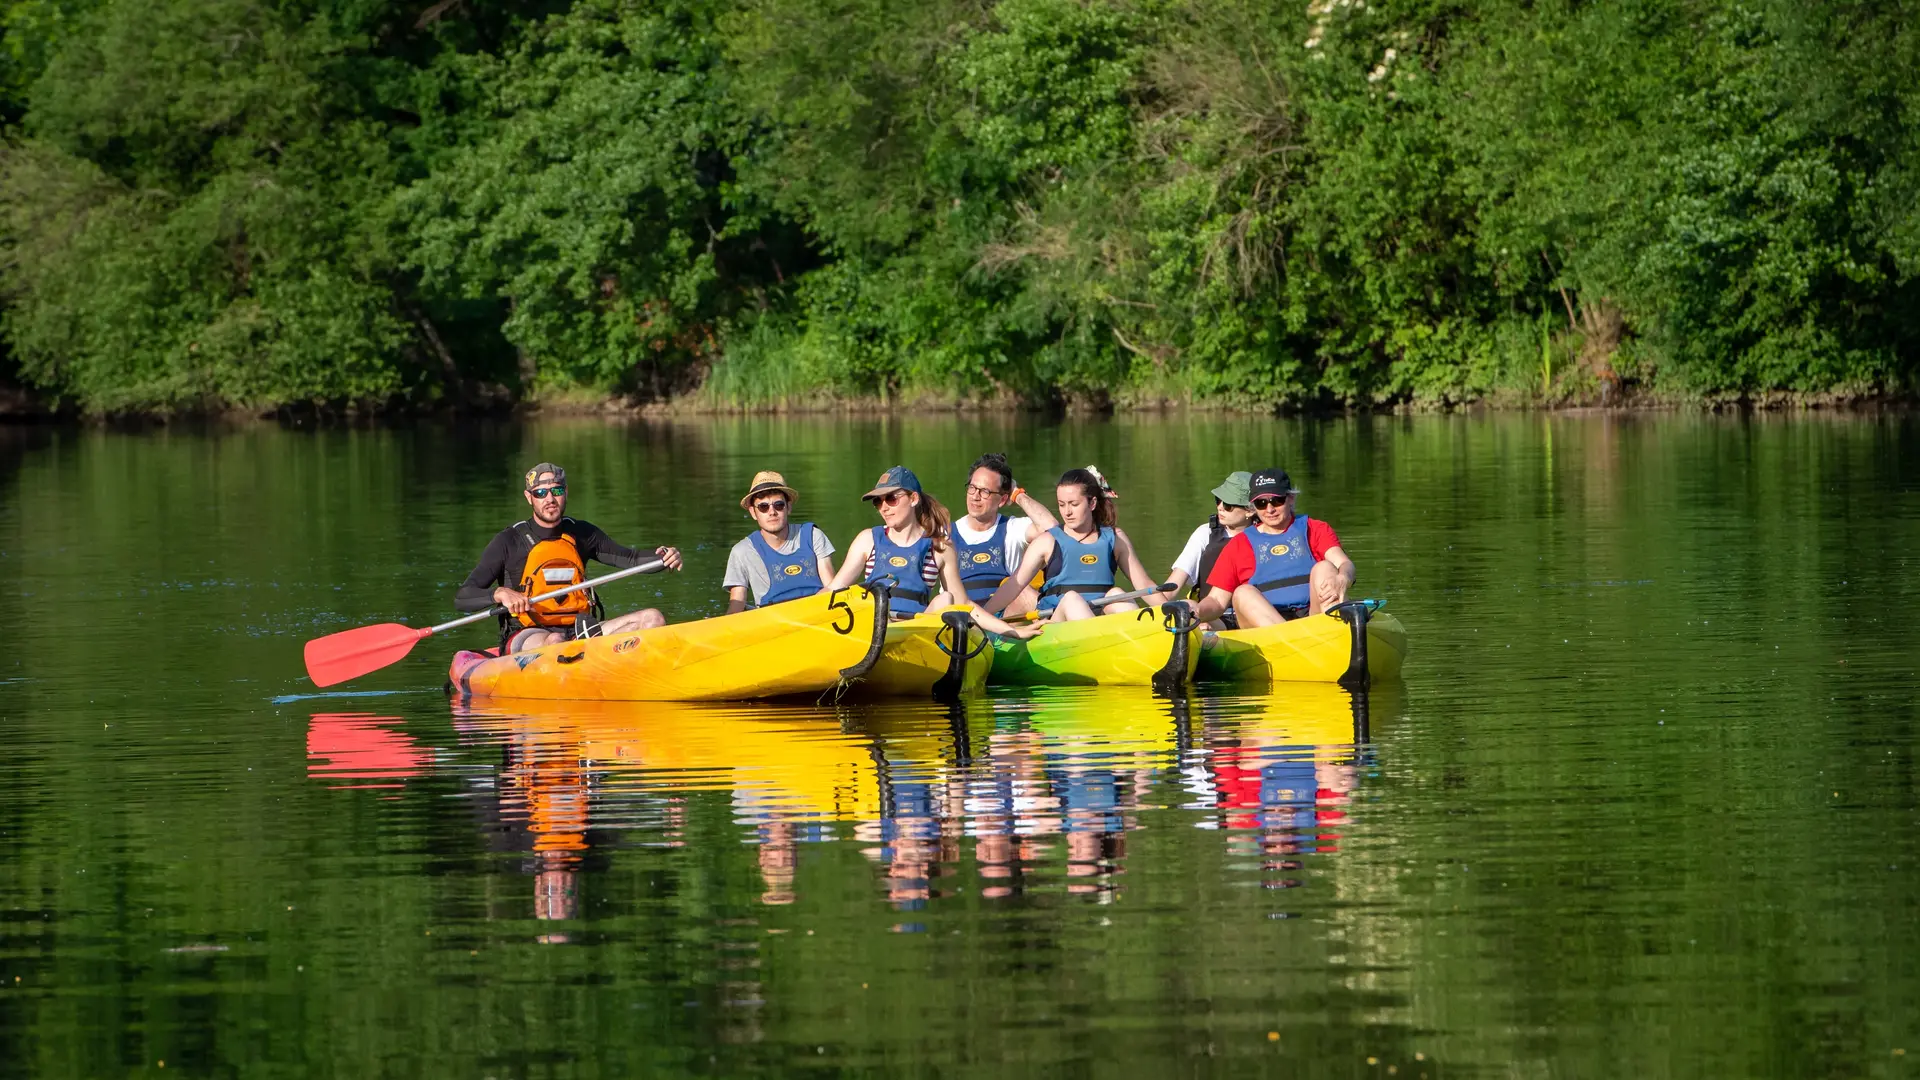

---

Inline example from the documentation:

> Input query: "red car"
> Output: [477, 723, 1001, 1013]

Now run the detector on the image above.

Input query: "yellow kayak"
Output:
[990, 604, 1203, 690]
[1196, 604, 1408, 687]
[852, 609, 995, 701]
[448, 585, 888, 701]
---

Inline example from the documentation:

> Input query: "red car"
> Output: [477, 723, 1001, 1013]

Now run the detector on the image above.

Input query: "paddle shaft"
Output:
[434, 556, 666, 635]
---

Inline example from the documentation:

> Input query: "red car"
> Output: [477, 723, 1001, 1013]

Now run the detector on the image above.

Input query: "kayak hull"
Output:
[989, 606, 1202, 689]
[447, 585, 887, 702]
[854, 609, 994, 700]
[1196, 609, 1408, 685]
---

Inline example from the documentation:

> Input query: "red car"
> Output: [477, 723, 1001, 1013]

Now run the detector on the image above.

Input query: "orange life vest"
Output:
[515, 529, 595, 628]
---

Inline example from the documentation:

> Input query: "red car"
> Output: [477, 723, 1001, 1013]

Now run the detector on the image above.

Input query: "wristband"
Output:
[1009, 486, 1025, 502]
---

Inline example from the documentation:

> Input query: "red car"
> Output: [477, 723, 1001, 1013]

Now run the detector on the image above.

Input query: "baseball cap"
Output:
[863, 465, 923, 501]
[1249, 468, 1300, 501]
[524, 462, 567, 490]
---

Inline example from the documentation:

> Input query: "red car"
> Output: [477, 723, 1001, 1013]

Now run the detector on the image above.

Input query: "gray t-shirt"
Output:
[723, 525, 836, 604]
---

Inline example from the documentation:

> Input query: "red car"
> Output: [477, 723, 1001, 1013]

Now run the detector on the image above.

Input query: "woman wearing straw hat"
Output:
[723, 471, 838, 614]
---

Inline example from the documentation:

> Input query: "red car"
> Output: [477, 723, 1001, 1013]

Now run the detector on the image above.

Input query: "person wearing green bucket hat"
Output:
[1157, 470, 1256, 626]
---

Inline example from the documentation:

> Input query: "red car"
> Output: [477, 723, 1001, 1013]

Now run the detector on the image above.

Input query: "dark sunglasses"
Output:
[1216, 499, 1248, 511]
[529, 485, 567, 499]
[867, 490, 910, 507]
[752, 499, 789, 513]
[1251, 496, 1289, 510]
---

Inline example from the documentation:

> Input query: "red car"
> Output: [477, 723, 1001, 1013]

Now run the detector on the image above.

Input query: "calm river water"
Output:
[2, 413, 1917, 1077]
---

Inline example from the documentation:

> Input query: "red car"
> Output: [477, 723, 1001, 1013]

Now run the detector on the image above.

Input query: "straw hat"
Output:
[740, 470, 799, 509]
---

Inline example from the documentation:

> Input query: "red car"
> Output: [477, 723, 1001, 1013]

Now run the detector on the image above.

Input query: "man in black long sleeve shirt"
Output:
[458, 462, 684, 652]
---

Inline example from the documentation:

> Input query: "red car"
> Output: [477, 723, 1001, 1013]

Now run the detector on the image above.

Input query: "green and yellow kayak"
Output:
[448, 585, 888, 702]
[989, 606, 1202, 689]
[1196, 604, 1407, 686]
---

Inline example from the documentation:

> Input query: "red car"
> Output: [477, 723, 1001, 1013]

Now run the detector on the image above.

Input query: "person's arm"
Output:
[1192, 534, 1254, 622]
[726, 586, 751, 615]
[980, 533, 1052, 615]
[936, 545, 968, 601]
[1192, 585, 1236, 624]
[812, 529, 837, 594]
[455, 530, 513, 612]
[1111, 528, 1159, 600]
[826, 528, 874, 589]
[1011, 488, 1058, 541]
[968, 606, 1046, 640]
[579, 522, 684, 572]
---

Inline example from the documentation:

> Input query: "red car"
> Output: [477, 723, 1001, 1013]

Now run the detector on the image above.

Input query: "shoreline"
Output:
[0, 382, 1910, 426]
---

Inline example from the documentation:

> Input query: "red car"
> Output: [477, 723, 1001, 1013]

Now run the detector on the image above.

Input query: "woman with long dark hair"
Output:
[979, 467, 1157, 622]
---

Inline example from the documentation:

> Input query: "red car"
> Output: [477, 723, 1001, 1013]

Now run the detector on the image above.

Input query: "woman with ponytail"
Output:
[827, 466, 1044, 637]
[979, 467, 1157, 622]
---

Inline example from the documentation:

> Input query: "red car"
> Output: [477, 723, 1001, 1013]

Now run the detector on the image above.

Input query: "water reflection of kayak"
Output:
[1196, 609, 1408, 686]
[446, 586, 888, 702]
[989, 608, 1202, 688]
[451, 698, 884, 821]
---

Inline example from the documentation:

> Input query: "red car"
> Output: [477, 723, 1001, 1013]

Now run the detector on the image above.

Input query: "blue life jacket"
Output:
[748, 522, 824, 607]
[865, 526, 935, 615]
[1249, 515, 1315, 612]
[1038, 526, 1115, 613]
[955, 515, 1012, 603]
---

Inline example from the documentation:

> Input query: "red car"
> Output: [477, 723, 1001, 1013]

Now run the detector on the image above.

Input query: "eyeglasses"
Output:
[867, 490, 909, 507]
[752, 499, 789, 514]
[1251, 496, 1289, 511]
[966, 484, 1007, 499]
[1217, 499, 1248, 511]
[530, 486, 566, 499]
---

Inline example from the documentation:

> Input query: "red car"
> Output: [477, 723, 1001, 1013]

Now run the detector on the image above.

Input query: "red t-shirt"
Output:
[1204, 518, 1340, 594]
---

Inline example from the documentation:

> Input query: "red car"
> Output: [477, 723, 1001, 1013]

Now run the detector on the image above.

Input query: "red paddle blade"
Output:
[304, 623, 432, 687]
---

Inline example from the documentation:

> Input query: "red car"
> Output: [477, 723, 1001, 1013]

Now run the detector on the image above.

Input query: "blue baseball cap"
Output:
[863, 465, 923, 501]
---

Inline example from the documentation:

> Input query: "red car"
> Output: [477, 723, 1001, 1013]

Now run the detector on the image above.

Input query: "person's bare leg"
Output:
[510, 628, 566, 653]
[1230, 585, 1286, 628]
[1307, 560, 1348, 615]
[1052, 591, 1097, 621]
[1097, 586, 1138, 615]
[601, 608, 667, 634]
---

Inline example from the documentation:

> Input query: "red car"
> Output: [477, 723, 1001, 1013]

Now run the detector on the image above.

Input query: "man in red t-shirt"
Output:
[1192, 467, 1354, 628]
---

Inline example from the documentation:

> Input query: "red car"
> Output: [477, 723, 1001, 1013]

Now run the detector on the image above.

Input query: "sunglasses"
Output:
[1251, 496, 1289, 511]
[753, 499, 789, 513]
[867, 490, 910, 507]
[1217, 499, 1248, 511]
[966, 483, 1007, 499]
[529, 485, 567, 499]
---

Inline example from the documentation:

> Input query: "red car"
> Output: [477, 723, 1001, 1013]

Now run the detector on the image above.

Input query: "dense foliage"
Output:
[0, 0, 1915, 413]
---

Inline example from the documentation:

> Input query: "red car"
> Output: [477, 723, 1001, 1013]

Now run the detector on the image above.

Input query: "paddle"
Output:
[1012, 581, 1178, 621]
[303, 557, 666, 688]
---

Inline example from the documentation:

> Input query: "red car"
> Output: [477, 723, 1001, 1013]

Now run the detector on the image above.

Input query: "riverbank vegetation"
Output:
[0, 0, 1915, 415]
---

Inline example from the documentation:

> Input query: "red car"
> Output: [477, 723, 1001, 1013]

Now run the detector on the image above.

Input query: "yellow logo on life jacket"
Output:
[972, 552, 992, 564]
[888, 555, 909, 568]
[1269, 543, 1291, 557]
[782, 564, 802, 576]
[517, 532, 592, 629]
[1079, 553, 1099, 565]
